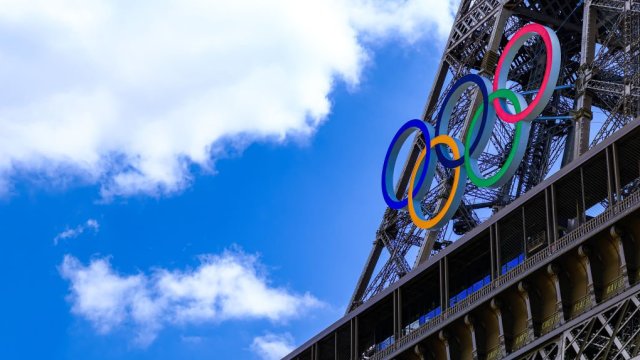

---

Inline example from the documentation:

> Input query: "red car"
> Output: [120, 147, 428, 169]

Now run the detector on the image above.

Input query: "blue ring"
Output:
[381, 119, 433, 210]
[434, 74, 490, 168]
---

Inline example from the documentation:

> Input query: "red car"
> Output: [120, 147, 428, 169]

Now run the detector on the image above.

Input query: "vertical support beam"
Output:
[606, 146, 615, 205]
[334, 332, 338, 360]
[350, 317, 359, 360]
[350, 318, 354, 360]
[490, 224, 498, 280]
[397, 288, 403, 339]
[579, 167, 587, 224]
[495, 224, 502, 275]
[551, 184, 559, 242]
[571, 0, 597, 160]
[612, 142, 622, 201]
[440, 258, 450, 309]
[354, 317, 358, 359]
[545, 187, 553, 246]
[522, 207, 528, 257]
[392, 289, 401, 339]
[392, 289, 397, 338]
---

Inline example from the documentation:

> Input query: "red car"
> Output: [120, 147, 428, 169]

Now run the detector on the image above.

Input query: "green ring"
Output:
[464, 88, 524, 188]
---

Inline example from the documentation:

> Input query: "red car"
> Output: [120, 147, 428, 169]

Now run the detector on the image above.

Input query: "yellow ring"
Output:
[407, 135, 463, 229]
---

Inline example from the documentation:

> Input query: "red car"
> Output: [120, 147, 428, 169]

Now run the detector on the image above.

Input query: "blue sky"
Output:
[0, 1, 456, 359]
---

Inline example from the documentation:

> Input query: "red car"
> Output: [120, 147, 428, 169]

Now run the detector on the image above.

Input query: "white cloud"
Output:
[59, 251, 322, 346]
[0, 0, 457, 198]
[251, 333, 296, 360]
[54, 218, 100, 245]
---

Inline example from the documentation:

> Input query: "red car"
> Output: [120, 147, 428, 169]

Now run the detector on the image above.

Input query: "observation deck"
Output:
[285, 119, 640, 359]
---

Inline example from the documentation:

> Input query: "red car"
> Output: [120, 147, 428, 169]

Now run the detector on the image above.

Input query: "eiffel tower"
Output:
[286, 0, 640, 359]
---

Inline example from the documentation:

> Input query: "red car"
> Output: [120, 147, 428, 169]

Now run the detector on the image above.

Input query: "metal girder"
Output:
[512, 2, 582, 33]
[446, 0, 502, 54]
[520, 292, 640, 359]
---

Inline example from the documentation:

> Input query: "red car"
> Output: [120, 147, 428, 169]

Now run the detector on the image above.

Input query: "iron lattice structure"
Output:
[520, 291, 640, 360]
[349, 0, 640, 311]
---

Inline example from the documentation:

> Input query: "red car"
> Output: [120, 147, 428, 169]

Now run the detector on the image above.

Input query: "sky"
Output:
[0, 1, 458, 359]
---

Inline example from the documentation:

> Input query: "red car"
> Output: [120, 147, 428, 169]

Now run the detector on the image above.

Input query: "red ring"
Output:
[492, 24, 555, 123]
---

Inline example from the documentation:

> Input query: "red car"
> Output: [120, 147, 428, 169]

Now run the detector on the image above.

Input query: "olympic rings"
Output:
[493, 23, 561, 123]
[381, 22, 563, 230]
[381, 119, 436, 209]
[435, 74, 492, 168]
[408, 135, 466, 229]
[465, 88, 529, 188]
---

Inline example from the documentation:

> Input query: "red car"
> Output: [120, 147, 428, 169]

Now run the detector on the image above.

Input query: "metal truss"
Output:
[348, 0, 640, 312]
[587, 0, 640, 147]
[521, 291, 640, 360]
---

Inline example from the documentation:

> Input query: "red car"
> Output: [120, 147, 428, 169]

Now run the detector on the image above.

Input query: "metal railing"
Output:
[369, 188, 640, 360]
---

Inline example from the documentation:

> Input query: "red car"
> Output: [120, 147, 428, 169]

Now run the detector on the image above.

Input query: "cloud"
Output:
[54, 218, 100, 245]
[59, 251, 322, 346]
[180, 335, 203, 345]
[251, 333, 295, 360]
[0, 0, 458, 198]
